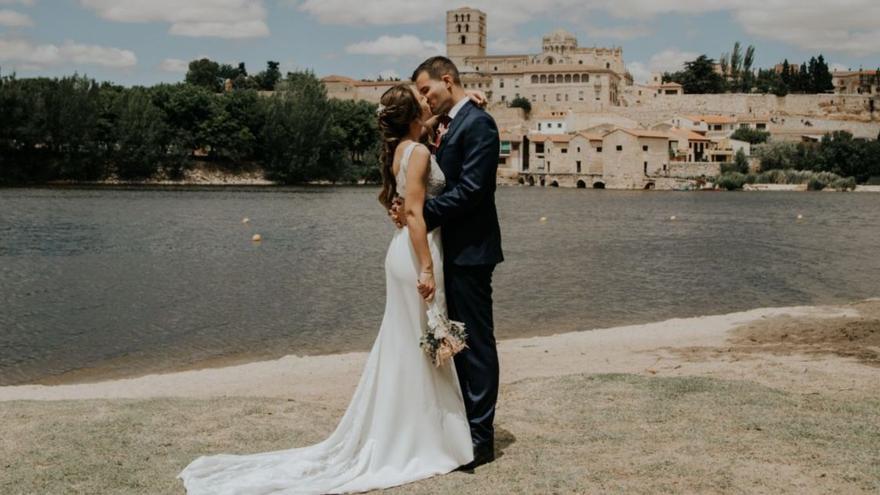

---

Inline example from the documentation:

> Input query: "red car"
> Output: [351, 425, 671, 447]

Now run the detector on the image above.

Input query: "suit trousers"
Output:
[445, 263, 498, 451]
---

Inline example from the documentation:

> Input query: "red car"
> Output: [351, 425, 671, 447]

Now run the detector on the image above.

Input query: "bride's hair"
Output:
[377, 84, 422, 210]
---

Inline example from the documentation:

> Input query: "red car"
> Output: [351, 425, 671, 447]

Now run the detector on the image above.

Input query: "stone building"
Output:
[832, 70, 880, 95]
[447, 7, 630, 109]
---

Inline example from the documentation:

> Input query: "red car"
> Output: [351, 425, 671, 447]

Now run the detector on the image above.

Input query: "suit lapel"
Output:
[437, 100, 474, 166]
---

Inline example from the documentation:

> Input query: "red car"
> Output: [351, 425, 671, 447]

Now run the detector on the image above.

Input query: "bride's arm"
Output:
[403, 144, 436, 302]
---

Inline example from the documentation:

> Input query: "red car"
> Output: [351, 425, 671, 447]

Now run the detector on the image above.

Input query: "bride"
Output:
[177, 84, 480, 494]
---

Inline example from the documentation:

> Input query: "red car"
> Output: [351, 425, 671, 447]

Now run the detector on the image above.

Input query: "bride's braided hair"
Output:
[377, 84, 422, 210]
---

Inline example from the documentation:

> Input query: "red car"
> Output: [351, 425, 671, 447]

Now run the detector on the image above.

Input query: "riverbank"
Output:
[2, 299, 878, 493]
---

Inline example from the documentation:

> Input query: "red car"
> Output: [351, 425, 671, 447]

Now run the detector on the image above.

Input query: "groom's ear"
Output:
[441, 74, 454, 91]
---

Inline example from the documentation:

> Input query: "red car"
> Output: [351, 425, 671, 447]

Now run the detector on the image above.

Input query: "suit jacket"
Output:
[424, 100, 504, 266]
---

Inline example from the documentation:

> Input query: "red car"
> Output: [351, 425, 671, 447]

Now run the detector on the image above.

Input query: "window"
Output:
[557, 123, 562, 128]
[540, 75, 547, 83]
[757, 123, 767, 130]
[466, 24, 470, 32]
[642, 145, 648, 151]
[577, 147, 581, 153]
[578, 60, 583, 64]
[583, 74, 589, 82]
[493, 66, 497, 71]
[538, 123, 542, 130]
[561, 148, 568, 154]
[556, 93, 561, 101]
[565, 74, 572, 83]
[536, 143, 545, 154]
[500, 80, 504, 88]
[461, 35, 466, 44]
[578, 91, 584, 101]
[644, 162, 648, 175]
[531, 75, 538, 84]
[501, 95, 506, 102]
[531, 94, 536, 102]
[606, 62, 610, 69]
[616, 145, 623, 151]
[576, 160, 582, 173]
[597, 147, 603, 153]
[457, 24, 461, 33]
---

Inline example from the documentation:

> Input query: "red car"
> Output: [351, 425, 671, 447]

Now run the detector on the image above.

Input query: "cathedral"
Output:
[448, 7, 631, 108]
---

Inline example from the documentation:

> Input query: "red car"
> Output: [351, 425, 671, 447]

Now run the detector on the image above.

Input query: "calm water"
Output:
[1, 186, 879, 385]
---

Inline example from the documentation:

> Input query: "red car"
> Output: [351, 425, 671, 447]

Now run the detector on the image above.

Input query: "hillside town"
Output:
[322, 7, 880, 190]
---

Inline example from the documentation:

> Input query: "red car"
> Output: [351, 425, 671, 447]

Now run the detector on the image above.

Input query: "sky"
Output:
[0, 0, 878, 86]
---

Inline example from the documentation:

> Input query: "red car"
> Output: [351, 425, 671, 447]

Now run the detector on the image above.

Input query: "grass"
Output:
[2, 373, 878, 494]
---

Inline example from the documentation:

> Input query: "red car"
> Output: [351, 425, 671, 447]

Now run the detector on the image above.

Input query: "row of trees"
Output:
[0, 70, 382, 184]
[755, 131, 880, 183]
[185, 59, 283, 93]
[663, 42, 838, 96]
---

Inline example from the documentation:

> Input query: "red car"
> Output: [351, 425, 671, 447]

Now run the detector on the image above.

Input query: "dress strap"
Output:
[400, 141, 419, 175]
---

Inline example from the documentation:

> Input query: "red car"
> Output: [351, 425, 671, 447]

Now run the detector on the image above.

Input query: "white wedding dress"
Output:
[178, 142, 473, 494]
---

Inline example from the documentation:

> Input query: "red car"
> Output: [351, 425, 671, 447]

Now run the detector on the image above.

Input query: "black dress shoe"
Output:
[455, 445, 495, 472]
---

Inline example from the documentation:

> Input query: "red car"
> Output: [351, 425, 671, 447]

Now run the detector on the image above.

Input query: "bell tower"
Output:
[446, 7, 486, 68]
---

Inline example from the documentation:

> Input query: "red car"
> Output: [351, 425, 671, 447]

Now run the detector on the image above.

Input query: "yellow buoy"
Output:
[539, 216, 547, 222]
[670, 215, 677, 221]
[797, 214, 803, 220]
[252, 234, 262, 242]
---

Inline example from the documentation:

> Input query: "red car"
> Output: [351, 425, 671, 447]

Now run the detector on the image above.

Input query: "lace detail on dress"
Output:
[396, 142, 446, 199]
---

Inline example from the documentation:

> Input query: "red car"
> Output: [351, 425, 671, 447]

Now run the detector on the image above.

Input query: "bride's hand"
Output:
[417, 269, 435, 302]
[389, 197, 406, 228]
[465, 89, 488, 108]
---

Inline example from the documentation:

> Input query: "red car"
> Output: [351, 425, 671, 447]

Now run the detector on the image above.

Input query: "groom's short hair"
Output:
[411, 56, 461, 85]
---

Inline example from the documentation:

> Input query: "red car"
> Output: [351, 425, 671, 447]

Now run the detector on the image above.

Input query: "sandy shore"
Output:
[2, 300, 878, 494]
[1, 300, 876, 404]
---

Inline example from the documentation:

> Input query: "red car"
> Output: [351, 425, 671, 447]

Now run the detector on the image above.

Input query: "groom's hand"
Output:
[389, 197, 407, 228]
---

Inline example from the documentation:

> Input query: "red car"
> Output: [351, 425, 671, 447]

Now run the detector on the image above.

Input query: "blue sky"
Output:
[1, 0, 877, 86]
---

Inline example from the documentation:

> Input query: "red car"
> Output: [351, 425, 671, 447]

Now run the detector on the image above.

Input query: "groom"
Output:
[393, 55, 503, 470]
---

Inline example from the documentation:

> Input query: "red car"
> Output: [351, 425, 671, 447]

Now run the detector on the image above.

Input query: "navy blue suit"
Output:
[424, 100, 503, 453]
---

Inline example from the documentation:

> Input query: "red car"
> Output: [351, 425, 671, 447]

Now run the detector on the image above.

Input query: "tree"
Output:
[741, 45, 755, 92]
[731, 127, 770, 145]
[254, 61, 282, 91]
[185, 58, 222, 92]
[111, 88, 169, 179]
[733, 148, 749, 174]
[261, 71, 345, 183]
[328, 98, 380, 181]
[509, 96, 532, 115]
[666, 55, 725, 94]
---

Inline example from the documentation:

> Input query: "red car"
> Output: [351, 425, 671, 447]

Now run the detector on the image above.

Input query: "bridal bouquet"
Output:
[422, 302, 468, 367]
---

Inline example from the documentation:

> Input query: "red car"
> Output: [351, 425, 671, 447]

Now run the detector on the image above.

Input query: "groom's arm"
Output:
[424, 114, 499, 231]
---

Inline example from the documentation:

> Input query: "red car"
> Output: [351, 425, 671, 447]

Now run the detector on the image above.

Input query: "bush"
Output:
[715, 172, 747, 190]
[830, 177, 856, 191]
[509, 96, 531, 115]
[731, 127, 770, 144]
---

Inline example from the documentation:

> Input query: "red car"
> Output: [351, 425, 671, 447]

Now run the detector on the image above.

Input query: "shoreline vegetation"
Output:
[1, 299, 879, 493]
[3, 66, 880, 191]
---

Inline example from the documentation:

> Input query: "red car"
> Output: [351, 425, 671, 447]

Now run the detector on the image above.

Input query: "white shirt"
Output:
[446, 95, 470, 122]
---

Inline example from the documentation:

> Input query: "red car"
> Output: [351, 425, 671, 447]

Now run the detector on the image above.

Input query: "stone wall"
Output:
[666, 162, 720, 178]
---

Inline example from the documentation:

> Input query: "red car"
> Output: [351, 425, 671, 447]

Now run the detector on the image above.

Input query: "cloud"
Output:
[295, 0, 880, 56]
[0, 38, 137, 68]
[79, 0, 269, 39]
[627, 48, 699, 83]
[345, 35, 443, 59]
[159, 58, 189, 73]
[0, 0, 35, 5]
[0, 9, 32, 27]
[582, 23, 652, 40]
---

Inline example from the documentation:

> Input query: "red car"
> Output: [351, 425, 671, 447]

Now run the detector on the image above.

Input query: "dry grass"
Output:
[2, 373, 878, 495]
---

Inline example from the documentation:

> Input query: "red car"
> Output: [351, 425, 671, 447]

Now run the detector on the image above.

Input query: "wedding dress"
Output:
[178, 142, 473, 494]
